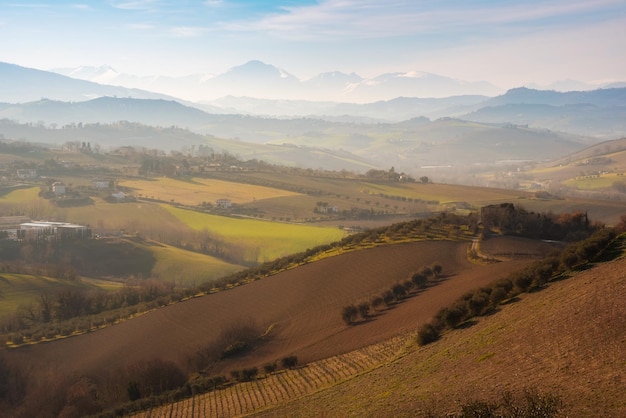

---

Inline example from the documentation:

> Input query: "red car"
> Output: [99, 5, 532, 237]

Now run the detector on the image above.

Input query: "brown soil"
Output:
[4, 239, 534, 384]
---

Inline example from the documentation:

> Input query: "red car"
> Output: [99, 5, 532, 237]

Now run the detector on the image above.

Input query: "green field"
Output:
[163, 205, 345, 262]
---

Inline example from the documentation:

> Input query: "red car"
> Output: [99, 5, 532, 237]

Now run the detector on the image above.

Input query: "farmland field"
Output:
[120, 177, 302, 206]
[163, 205, 345, 262]
[60, 199, 188, 233]
[3, 239, 536, 388]
[360, 181, 529, 205]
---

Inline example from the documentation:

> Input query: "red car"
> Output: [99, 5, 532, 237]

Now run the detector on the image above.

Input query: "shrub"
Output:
[281, 356, 298, 369]
[231, 367, 258, 382]
[411, 272, 427, 288]
[437, 303, 468, 329]
[382, 290, 396, 306]
[391, 283, 408, 299]
[341, 304, 359, 325]
[417, 323, 440, 346]
[357, 302, 370, 319]
[263, 362, 277, 374]
[370, 295, 385, 310]
[431, 263, 443, 278]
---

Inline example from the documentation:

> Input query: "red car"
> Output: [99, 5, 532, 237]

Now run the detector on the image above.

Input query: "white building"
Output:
[52, 182, 66, 195]
[216, 199, 232, 209]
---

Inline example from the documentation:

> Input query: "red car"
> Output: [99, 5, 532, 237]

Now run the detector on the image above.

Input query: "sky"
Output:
[1, 0, 625, 89]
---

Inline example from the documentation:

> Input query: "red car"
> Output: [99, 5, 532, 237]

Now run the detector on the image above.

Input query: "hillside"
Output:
[250, 254, 626, 417]
[3, 239, 539, 414]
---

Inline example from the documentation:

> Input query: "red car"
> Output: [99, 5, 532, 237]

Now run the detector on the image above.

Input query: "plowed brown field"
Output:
[5, 239, 535, 386]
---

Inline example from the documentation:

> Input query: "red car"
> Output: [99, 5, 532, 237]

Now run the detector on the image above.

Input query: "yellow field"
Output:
[163, 205, 345, 262]
[120, 177, 302, 206]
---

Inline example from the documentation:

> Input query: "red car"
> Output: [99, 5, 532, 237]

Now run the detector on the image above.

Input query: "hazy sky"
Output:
[1, 0, 625, 88]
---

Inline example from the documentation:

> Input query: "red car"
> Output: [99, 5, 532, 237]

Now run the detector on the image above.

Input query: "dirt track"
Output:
[5, 240, 534, 381]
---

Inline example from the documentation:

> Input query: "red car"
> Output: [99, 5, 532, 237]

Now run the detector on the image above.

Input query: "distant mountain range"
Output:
[50, 60, 504, 102]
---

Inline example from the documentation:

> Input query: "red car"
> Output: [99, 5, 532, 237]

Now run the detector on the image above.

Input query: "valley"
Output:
[0, 61, 624, 418]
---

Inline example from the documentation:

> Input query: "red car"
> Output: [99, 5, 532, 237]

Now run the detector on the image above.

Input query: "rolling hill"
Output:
[248, 253, 626, 418]
[0, 101, 589, 172]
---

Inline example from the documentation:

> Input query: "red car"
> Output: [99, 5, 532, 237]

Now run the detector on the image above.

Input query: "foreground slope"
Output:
[252, 256, 626, 417]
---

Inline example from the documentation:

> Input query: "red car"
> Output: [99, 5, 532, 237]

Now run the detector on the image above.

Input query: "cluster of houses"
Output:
[0, 216, 91, 241]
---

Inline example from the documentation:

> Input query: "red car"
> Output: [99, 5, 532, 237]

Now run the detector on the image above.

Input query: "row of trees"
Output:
[342, 264, 443, 325]
[0, 280, 182, 344]
[417, 226, 618, 346]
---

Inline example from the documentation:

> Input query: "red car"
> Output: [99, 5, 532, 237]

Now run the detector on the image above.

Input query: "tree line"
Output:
[417, 225, 620, 346]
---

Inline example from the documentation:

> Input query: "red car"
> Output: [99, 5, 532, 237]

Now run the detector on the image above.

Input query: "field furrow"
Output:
[275, 371, 300, 398]
[294, 368, 315, 393]
[267, 373, 290, 402]
[324, 356, 354, 380]
[308, 361, 336, 387]
[316, 358, 340, 384]
[129, 334, 416, 417]
[254, 378, 271, 406]
[240, 381, 258, 412]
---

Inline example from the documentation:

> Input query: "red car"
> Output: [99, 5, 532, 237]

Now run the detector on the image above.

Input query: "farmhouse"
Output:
[216, 199, 232, 209]
[111, 191, 126, 201]
[319, 205, 339, 214]
[18, 221, 92, 241]
[16, 168, 37, 179]
[92, 179, 111, 189]
[52, 182, 66, 195]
